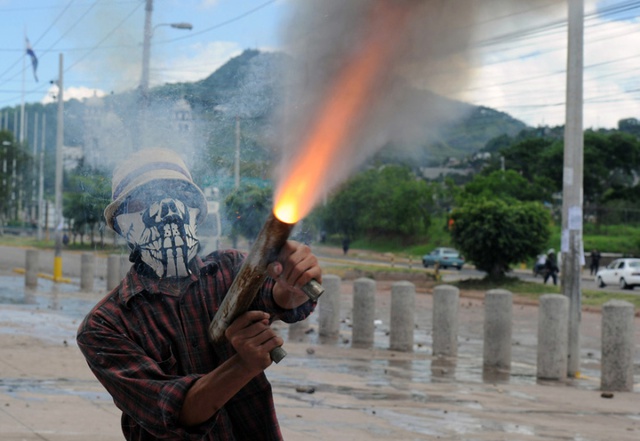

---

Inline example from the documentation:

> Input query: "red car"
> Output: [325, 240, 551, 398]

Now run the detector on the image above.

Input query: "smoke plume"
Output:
[275, 0, 566, 216]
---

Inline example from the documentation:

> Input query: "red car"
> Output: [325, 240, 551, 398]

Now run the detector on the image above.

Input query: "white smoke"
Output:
[275, 0, 568, 209]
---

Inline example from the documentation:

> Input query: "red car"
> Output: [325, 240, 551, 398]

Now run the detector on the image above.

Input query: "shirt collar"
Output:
[119, 256, 208, 305]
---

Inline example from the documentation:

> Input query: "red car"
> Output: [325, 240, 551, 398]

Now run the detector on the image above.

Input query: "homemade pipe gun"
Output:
[208, 212, 324, 363]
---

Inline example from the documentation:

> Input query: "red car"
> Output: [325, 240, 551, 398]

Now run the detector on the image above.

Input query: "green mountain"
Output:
[151, 49, 528, 166]
[1, 49, 529, 188]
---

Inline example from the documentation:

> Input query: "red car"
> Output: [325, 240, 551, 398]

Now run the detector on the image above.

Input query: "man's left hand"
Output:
[267, 240, 322, 309]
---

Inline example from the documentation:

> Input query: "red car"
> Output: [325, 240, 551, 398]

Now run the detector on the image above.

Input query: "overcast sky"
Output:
[0, 0, 638, 130]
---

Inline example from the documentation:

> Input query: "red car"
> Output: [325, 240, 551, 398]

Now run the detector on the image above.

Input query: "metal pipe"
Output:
[208, 212, 323, 363]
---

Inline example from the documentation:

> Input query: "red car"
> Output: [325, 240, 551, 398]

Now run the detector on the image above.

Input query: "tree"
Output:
[0, 130, 33, 227]
[319, 165, 433, 243]
[450, 198, 551, 280]
[497, 137, 555, 182]
[64, 168, 111, 246]
[460, 170, 553, 203]
[223, 183, 273, 244]
[583, 131, 640, 204]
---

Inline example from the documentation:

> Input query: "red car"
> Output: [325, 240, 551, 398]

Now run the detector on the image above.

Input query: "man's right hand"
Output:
[180, 311, 283, 427]
[225, 311, 283, 375]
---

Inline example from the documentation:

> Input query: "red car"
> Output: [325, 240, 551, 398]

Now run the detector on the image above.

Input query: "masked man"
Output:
[77, 149, 320, 440]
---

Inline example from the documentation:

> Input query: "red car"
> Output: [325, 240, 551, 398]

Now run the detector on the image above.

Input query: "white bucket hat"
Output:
[104, 148, 208, 230]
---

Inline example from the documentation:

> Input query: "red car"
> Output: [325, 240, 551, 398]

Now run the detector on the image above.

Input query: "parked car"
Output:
[422, 247, 464, 270]
[596, 258, 640, 290]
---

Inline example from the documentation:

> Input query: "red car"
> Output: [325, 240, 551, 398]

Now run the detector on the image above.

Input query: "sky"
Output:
[0, 0, 638, 130]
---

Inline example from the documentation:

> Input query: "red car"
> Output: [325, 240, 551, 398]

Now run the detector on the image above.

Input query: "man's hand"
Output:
[225, 311, 283, 375]
[267, 240, 322, 310]
[180, 311, 282, 427]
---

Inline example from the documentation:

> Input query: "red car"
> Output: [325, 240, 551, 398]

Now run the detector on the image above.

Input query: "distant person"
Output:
[543, 249, 559, 286]
[342, 237, 350, 255]
[534, 253, 546, 277]
[589, 249, 601, 275]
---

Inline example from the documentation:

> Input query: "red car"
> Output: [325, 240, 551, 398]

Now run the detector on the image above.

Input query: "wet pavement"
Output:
[0, 246, 639, 440]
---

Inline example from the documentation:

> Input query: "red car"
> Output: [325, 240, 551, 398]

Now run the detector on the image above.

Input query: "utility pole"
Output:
[137, 0, 153, 151]
[32, 112, 38, 224]
[37, 115, 45, 241]
[561, 0, 584, 378]
[141, 0, 153, 98]
[54, 53, 64, 281]
[235, 116, 240, 189]
[20, 30, 26, 144]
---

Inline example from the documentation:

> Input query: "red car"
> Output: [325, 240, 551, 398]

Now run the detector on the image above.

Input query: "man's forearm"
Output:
[273, 287, 311, 310]
[178, 355, 259, 427]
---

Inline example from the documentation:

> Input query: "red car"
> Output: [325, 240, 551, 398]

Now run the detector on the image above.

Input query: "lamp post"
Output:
[137, 0, 192, 150]
[0, 140, 8, 235]
[54, 53, 64, 282]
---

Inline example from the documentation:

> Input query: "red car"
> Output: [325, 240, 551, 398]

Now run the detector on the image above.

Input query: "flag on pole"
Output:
[25, 37, 38, 82]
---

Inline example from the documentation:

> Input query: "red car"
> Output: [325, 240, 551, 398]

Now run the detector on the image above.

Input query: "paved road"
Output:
[0, 244, 640, 440]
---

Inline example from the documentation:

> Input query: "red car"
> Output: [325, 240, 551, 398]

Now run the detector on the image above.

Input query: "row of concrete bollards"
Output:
[22, 253, 636, 391]
[24, 250, 129, 293]
[314, 275, 636, 392]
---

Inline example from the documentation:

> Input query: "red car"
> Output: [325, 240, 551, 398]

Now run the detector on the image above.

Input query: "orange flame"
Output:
[273, 1, 414, 224]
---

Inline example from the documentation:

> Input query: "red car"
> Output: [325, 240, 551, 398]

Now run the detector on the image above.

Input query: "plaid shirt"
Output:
[77, 249, 315, 441]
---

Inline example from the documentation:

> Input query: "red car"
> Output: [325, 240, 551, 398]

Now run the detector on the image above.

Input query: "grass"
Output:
[334, 222, 640, 262]
[455, 276, 640, 309]
[321, 263, 435, 281]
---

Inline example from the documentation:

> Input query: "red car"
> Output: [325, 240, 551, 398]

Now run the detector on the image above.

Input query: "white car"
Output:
[596, 258, 640, 290]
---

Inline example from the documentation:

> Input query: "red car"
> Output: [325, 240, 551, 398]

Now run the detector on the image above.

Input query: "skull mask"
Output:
[114, 182, 201, 278]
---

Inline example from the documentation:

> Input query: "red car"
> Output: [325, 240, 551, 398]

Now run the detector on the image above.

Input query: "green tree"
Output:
[0, 130, 33, 227]
[224, 183, 273, 243]
[583, 131, 640, 204]
[450, 198, 551, 280]
[320, 165, 433, 242]
[460, 170, 553, 203]
[64, 167, 111, 246]
[491, 137, 557, 183]
[0, 130, 15, 225]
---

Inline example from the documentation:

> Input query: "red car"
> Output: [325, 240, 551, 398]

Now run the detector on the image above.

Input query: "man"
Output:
[543, 248, 559, 286]
[589, 249, 601, 275]
[77, 149, 320, 440]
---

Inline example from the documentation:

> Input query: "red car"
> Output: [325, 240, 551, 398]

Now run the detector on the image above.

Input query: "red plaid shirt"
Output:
[77, 249, 315, 441]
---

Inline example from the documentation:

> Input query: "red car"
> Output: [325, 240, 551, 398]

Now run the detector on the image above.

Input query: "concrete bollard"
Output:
[432, 285, 459, 357]
[537, 294, 569, 381]
[483, 289, 513, 371]
[288, 316, 312, 342]
[601, 300, 635, 392]
[319, 275, 341, 338]
[25, 249, 39, 288]
[106, 255, 122, 291]
[390, 281, 415, 352]
[352, 277, 376, 348]
[80, 253, 95, 292]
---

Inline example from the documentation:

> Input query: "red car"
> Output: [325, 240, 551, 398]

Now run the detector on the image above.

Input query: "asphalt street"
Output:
[0, 244, 639, 440]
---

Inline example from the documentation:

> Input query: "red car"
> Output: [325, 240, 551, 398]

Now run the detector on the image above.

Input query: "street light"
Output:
[140, 1, 193, 99]
[138, 0, 192, 150]
[158, 22, 193, 31]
